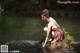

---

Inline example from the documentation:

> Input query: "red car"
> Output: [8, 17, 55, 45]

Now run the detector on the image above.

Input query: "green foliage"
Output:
[62, 28, 75, 44]
[3, 0, 36, 13]
[3, 0, 80, 16]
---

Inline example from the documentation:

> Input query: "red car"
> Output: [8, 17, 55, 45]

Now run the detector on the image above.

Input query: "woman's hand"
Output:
[42, 41, 46, 48]
[42, 44, 46, 48]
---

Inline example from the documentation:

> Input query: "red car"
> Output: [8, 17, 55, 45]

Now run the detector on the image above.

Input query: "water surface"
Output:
[0, 15, 80, 53]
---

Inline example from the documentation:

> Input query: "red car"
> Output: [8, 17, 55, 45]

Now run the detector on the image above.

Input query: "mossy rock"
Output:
[42, 41, 80, 53]
[42, 41, 71, 50]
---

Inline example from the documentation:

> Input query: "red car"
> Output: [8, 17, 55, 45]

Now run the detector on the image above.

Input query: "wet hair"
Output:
[41, 9, 49, 18]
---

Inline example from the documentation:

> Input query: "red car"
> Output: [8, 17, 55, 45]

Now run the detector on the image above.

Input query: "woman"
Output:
[41, 9, 64, 48]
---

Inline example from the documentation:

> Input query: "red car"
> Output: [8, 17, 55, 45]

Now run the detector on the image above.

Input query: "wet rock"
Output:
[5, 40, 40, 46]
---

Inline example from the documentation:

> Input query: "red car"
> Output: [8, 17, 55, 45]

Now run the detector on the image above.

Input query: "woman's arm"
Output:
[42, 23, 51, 48]
[42, 34, 49, 47]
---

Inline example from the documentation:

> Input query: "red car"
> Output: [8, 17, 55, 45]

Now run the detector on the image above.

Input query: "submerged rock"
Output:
[5, 40, 40, 46]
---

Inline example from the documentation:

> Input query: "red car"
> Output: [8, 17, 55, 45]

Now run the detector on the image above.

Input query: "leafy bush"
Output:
[62, 28, 75, 44]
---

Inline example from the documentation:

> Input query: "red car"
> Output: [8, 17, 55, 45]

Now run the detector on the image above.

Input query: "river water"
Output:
[0, 15, 80, 53]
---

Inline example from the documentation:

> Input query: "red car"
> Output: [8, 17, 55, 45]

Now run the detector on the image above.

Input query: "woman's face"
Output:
[41, 15, 47, 21]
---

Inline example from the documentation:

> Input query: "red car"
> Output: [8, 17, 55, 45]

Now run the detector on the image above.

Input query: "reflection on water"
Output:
[43, 48, 75, 53]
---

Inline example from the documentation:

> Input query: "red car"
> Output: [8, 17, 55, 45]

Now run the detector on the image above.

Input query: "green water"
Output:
[0, 15, 80, 53]
[0, 16, 44, 44]
[0, 15, 80, 44]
